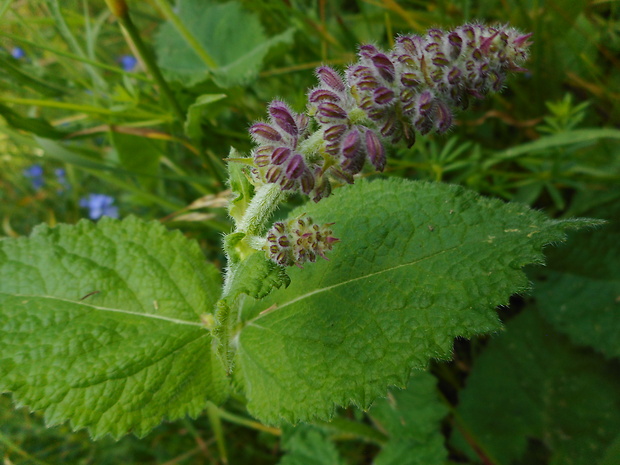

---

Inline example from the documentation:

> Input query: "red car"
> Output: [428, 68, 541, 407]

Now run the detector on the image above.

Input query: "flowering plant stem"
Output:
[107, 0, 185, 124]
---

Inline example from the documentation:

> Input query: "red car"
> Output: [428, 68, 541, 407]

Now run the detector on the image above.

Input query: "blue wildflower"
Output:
[79, 194, 119, 220]
[119, 55, 137, 72]
[55, 168, 71, 192]
[11, 46, 25, 59]
[23, 164, 44, 190]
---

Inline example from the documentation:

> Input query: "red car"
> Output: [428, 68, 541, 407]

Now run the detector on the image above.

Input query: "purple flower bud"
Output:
[397, 36, 421, 56]
[380, 114, 397, 138]
[318, 102, 348, 120]
[425, 42, 440, 53]
[342, 129, 361, 159]
[254, 146, 273, 167]
[359, 44, 379, 58]
[300, 170, 315, 194]
[428, 28, 444, 41]
[324, 124, 347, 141]
[373, 87, 395, 105]
[417, 91, 434, 114]
[269, 101, 298, 137]
[432, 52, 449, 67]
[401, 72, 421, 88]
[513, 32, 533, 47]
[370, 53, 396, 82]
[434, 100, 453, 133]
[309, 89, 341, 103]
[250, 122, 282, 142]
[316, 66, 346, 92]
[365, 130, 385, 171]
[265, 166, 282, 183]
[271, 147, 291, 165]
[285, 154, 306, 179]
[480, 29, 500, 54]
[447, 67, 461, 85]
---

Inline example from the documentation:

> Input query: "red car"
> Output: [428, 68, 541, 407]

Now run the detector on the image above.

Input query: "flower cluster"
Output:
[249, 24, 531, 202]
[263, 216, 338, 267]
[80, 194, 119, 220]
[347, 24, 532, 145]
[23, 165, 44, 190]
[250, 101, 319, 196]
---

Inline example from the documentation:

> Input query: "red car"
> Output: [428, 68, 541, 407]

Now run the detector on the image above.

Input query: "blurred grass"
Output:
[0, 0, 619, 463]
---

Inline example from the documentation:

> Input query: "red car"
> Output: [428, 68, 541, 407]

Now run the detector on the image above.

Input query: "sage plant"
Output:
[0, 22, 598, 443]
[232, 23, 533, 271]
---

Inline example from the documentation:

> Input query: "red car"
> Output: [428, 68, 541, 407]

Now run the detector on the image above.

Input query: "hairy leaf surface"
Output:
[453, 309, 620, 464]
[236, 178, 593, 424]
[0, 217, 228, 438]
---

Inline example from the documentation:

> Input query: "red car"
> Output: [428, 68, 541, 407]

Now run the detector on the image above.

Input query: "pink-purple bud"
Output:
[269, 101, 298, 137]
[250, 122, 282, 142]
[316, 66, 346, 92]
[263, 216, 339, 267]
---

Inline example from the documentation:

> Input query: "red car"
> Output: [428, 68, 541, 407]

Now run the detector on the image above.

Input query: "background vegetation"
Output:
[1, 0, 619, 463]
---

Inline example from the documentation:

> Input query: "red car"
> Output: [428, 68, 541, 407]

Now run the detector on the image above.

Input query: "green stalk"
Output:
[105, 0, 185, 124]
[215, 407, 282, 436]
[46, 0, 107, 91]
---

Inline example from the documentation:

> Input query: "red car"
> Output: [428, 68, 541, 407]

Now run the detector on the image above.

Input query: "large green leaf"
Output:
[452, 309, 620, 465]
[155, 0, 294, 88]
[369, 372, 448, 465]
[532, 203, 619, 359]
[235, 178, 594, 424]
[0, 217, 228, 438]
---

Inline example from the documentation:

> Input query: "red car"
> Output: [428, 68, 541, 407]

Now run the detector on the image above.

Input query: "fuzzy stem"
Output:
[235, 183, 285, 235]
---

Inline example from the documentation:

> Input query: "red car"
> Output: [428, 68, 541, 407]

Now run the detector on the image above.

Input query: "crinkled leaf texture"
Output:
[0, 217, 228, 439]
[452, 309, 620, 465]
[235, 178, 593, 424]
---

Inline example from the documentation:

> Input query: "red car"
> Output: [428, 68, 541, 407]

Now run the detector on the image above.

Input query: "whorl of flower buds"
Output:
[264, 216, 339, 267]
[250, 23, 531, 201]
[250, 101, 316, 195]
[347, 24, 532, 147]
[308, 66, 387, 180]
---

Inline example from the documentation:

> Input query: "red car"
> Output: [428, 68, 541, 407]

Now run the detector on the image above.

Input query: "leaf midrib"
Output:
[9, 293, 204, 327]
[247, 244, 460, 327]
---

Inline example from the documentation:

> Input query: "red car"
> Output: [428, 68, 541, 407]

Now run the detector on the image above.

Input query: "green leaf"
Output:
[184, 93, 227, 141]
[452, 309, 620, 465]
[278, 424, 346, 465]
[483, 128, 620, 169]
[369, 371, 448, 465]
[155, 0, 295, 88]
[235, 178, 594, 424]
[0, 217, 228, 439]
[532, 204, 619, 359]
[109, 131, 164, 192]
[0, 103, 67, 140]
[223, 252, 290, 304]
[227, 155, 255, 226]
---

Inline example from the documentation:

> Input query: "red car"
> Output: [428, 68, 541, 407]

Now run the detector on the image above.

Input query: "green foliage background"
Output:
[1, 0, 619, 464]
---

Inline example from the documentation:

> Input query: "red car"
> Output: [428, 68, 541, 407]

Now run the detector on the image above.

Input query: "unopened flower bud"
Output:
[263, 216, 339, 267]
